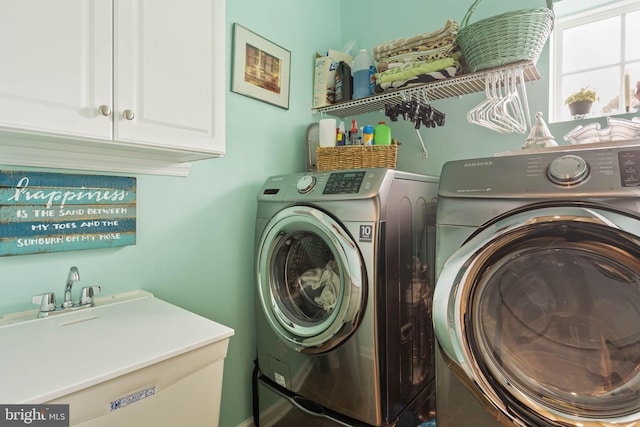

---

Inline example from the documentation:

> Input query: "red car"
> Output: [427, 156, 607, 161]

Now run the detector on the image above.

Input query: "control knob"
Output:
[547, 154, 590, 185]
[296, 175, 316, 193]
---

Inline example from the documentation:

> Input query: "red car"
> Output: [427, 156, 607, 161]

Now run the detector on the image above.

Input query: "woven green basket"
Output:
[457, 0, 554, 72]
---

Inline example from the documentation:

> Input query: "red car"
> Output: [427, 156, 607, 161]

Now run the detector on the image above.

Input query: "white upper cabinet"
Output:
[0, 0, 225, 176]
[0, 1, 113, 139]
[114, 0, 224, 154]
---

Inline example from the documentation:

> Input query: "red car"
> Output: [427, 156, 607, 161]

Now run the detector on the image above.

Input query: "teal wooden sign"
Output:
[0, 171, 136, 256]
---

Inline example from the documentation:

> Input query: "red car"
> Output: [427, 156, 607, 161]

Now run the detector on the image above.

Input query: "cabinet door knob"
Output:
[98, 105, 112, 117]
[122, 109, 135, 120]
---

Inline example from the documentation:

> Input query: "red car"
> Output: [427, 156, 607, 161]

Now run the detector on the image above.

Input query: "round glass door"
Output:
[257, 206, 366, 353]
[438, 205, 640, 425]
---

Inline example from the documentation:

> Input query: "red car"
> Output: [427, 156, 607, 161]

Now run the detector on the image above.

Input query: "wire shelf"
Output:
[312, 61, 541, 119]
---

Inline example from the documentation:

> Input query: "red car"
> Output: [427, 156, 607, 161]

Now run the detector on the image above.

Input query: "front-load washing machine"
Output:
[433, 144, 640, 426]
[254, 168, 438, 426]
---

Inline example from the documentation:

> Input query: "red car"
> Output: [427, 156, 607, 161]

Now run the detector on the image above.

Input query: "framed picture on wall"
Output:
[231, 23, 291, 110]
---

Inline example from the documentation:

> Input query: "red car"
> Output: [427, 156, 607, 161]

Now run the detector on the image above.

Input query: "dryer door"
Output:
[257, 205, 366, 354]
[434, 204, 640, 426]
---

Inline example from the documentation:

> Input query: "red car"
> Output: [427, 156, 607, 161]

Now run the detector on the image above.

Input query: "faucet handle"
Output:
[32, 292, 56, 313]
[79, 286, 101, 306]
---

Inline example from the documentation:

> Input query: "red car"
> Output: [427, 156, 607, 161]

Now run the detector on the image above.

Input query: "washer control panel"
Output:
[322, 171, 367, 194]
[547, 154, 590, 185]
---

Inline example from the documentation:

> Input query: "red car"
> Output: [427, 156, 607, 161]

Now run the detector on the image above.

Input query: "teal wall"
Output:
[341, 0, 638, 177]
[0, 1, 636, 426]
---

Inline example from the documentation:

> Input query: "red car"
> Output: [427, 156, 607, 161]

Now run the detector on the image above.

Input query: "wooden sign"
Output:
[0, 171, 136, 256]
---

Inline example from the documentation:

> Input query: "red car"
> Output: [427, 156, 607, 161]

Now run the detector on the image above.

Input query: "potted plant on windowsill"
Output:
[565, 87, 599, 117]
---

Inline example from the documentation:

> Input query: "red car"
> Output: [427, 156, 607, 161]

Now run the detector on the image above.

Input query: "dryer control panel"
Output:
[439, 144, 640, 198]
[619, 149, 640, 187]
[547, 154, 590, 186]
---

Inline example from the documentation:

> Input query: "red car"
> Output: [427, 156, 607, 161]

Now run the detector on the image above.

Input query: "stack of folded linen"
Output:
[373, 19, 462, 93]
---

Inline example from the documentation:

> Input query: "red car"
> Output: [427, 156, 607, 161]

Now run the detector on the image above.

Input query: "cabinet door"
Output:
[0, 0, 113, 139]
[114, 0, 225, 155]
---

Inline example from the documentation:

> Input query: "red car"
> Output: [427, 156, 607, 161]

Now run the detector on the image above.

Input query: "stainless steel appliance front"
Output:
[434, 144, 640, 427]
[255, 168, 439, 426]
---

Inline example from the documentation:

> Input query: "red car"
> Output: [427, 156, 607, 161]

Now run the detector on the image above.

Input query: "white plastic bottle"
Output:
[351, 49, 376, 100]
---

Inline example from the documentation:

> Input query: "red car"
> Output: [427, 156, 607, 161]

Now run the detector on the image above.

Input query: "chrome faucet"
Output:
[62, 266, 80, 309]
[32, 266, 101, 318]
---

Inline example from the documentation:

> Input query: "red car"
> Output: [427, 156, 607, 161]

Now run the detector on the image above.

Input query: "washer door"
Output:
[257, 205, 366, 354]
[434, 204, 640, 426]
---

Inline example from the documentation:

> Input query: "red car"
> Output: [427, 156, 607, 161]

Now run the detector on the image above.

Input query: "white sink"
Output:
[0, 290, 156, 327]
[0, 290, 234, 426]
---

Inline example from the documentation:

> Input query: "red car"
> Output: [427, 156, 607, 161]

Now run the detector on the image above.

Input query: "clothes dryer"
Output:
[254, 168, 438, 426]
[433, 144, 640, 426]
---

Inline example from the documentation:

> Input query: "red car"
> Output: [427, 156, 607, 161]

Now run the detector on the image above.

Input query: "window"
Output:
[551, 0, 640, 122]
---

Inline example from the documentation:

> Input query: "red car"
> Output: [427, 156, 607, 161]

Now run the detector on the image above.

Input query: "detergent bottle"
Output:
[374, 121, 391, 145]
[352, 49, 375, 99]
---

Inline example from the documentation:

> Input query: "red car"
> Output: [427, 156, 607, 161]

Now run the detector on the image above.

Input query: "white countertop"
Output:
[0, 291, 234, 403]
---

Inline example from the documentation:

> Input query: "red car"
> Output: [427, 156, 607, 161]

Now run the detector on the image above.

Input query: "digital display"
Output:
[323, 171, 366, 194]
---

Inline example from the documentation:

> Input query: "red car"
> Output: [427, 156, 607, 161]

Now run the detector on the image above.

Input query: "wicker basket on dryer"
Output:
[457, 0, 554, 72]
[316, 142, 398, 171]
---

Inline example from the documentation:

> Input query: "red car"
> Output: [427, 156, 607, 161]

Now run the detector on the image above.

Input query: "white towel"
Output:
[299, 260, 340, 312]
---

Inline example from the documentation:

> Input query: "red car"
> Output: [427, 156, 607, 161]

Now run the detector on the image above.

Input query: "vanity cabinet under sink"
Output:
[0, 291, 234, 427]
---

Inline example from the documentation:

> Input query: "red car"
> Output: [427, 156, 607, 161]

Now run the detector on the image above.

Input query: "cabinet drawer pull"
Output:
[122, 109, 135, 120]
[98, 105, 112, 117]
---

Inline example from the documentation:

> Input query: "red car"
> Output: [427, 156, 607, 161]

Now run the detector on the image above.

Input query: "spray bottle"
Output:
[348, 119, 358, 145]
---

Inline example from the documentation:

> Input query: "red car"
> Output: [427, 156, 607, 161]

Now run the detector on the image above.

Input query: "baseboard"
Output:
[236, 417, 255, 427]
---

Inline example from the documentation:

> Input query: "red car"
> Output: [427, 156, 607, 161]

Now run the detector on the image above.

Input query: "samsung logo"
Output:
[463, 161, 493, 168]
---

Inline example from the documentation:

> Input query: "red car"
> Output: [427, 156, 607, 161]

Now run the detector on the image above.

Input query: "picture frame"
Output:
[232, 23, 291, 110]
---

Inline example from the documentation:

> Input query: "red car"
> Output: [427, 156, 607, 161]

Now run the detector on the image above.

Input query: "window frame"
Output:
[550, 0, 640, 122]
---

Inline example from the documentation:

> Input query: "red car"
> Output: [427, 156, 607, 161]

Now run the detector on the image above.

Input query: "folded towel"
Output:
[374, 66, 460, 93]
[373, 19, 459, 61]
[376, 34, 458, 62]
[376, 55, 460, 84]
[377, 43, 459, 71]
